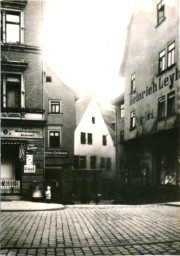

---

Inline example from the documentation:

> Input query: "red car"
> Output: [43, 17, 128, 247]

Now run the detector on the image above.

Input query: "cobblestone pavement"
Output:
[1, 204, 180, 255]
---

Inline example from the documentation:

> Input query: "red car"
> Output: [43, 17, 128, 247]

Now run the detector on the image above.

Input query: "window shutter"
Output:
[21, 75, 25, 108]
[20, 11, 24, 44]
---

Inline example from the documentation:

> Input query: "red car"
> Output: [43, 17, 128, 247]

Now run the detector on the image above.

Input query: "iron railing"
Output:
[1, 179, 20, 194]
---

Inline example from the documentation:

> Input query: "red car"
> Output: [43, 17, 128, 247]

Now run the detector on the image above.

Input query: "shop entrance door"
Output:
[1, 144, 21, 194]
[45, 170, 62, 203]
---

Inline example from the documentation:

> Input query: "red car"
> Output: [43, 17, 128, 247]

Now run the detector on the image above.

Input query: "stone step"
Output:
[1, 195, 22, 201]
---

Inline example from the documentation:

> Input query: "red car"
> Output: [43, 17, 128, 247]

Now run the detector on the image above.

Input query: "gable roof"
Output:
[75, 95, 93, 127]
[44, 62, 77, 95]
[75, 96, 115, 142]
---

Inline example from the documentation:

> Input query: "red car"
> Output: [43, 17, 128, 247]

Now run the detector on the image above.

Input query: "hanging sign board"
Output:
[24, 165, 36, 173]
[26, 155, 33, 165]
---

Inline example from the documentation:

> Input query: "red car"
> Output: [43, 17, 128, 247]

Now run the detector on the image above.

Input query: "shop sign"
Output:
[26, 155, 33, 165]
[1, 127, 43, 139]
[24, 165, 36, 173]
[45, 150, 69, 159]
[130, 67, 180, 105]
[27, 144, 38, 151]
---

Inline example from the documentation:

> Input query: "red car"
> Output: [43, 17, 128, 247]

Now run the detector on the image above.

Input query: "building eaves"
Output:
[1, 0, 28, 10]
[111, 93, 124, 106]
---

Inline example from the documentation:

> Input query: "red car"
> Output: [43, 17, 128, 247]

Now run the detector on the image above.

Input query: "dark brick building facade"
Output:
[1, 0, 46, 199]
[43, 64, 76, 203]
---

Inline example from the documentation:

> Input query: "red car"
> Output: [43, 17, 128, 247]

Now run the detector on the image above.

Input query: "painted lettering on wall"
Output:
[130, 68, 180, 105]
[137, 109, 154, 125]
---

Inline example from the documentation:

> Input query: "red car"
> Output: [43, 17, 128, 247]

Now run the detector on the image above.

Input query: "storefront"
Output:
[1, 123, 45, 200]
[45, 150, 72, 203]
[119, 127, 180, 202]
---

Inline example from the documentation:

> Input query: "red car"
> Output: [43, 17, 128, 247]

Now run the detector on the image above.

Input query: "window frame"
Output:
[74, 155, 87, 169]
[79, 156, 86, 169]
[131, 73, 136, 93]
[120, 103, 125, 119]
[158, 95, 165, 120]
[1, 9, 24, 44]
[120, 131, 124, 141]
[167, 91, 175, 117]
[100, 157, 106, 169]
[1, 72, 25, 109]
[130, 110, 136, 130]
[159, 49, 166, 73]
[87, 133, 93, 145]
[157, 0, 165, 26]
[90, 156, 96, 169]
[80, 132, 86, 144]
[167, 42, 175, 68]
[48, 128, 61, 148]
[49, 100, 61, 114]
[102, 135, 107, 146]
[106, 158, 111, 170]
[46, 76, 52, 82]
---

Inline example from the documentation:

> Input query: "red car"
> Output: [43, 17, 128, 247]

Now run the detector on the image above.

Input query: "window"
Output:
[158, 96, 165, 119]
[157, 0, 165, 25]
[79, 156, 86, 168]
[74, 156, 79, 169]
[46, 76, 52, 82]
[49, 131, 60, 148]
[131, 73, 136, 93]
[102, 135, 107, 146]
[159, 50, 165, 73]
[167, 91, 175, 117]
[130, 111, 136, 129]
[167, 42, 175, 67]
[106, 158, 111, 170]
[92, 117, 95, 124]
[80, 132, 86, 144]
[1, 74, 23, 109]
[100, 157, 106, 169]
[120, 131, 124, 141]
[88, 133, 93, 145]
[74, 156, 86, 169]
[1, 10, 24, 44]
[120, 104, 125, 118]
[49, 100, 61, 113]
[90, 156, 96, 169]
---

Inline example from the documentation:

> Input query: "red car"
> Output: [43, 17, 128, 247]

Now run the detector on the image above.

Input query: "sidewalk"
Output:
[1, 200, 180, 212]
[1, 200, 65, 211]
[162, 201, 180, 207]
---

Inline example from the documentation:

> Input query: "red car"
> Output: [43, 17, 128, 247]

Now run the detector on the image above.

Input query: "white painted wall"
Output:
[75, 99, 116, 178]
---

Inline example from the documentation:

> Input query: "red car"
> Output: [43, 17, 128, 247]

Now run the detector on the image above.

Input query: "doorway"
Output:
[45, 170, 62, 202]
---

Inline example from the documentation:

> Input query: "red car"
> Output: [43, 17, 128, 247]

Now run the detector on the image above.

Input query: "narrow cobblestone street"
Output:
[1, 204, 180, 255]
